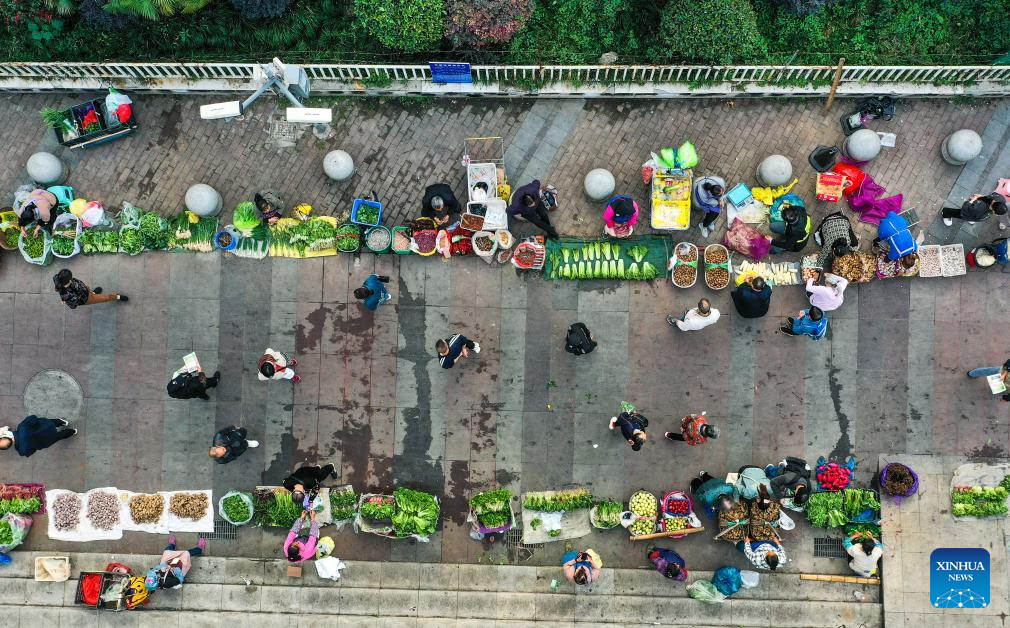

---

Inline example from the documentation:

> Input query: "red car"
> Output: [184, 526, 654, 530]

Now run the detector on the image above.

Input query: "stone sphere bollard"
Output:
[584, 168, 615, 201]
[26, 152, 67, 186]
[842, 128, 882, 163]
[941, 129, 983, 166]
[323, 150, 355, 182]
[755, 155, 792, 187]
[185, 183, 223, 217]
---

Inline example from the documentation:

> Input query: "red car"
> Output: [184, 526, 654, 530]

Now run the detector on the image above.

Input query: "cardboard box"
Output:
[287, 565, 302, 578]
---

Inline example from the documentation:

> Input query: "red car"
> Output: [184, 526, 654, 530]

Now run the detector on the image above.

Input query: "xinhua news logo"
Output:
[930, 548, 990, 609]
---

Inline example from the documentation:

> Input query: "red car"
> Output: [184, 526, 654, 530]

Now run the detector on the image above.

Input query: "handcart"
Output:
[75, 564, 149, 611]
[462, 136, 509, 202]
[53, 91, 138, 150]
[651, 168, 692, 230]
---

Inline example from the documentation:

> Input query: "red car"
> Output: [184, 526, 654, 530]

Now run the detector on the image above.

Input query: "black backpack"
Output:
[166, 373, 195, 399]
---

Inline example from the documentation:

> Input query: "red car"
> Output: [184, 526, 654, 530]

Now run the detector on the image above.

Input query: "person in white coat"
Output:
[667, 299, 721, 331]
[258, 348, 299, 382]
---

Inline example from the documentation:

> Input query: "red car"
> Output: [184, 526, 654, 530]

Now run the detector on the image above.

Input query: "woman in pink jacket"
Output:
[603, 195, 639, 238]
[284, 509, 319, 564]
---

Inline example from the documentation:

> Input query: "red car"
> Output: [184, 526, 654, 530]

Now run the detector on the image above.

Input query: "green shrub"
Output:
[354, 0, 445, 53]
[104, 0, 217, 20]
[508, 0, 640, 64]
[651, 0, 767, 64]
[230, 0, 291, 19]
[445, 0, 533, 48]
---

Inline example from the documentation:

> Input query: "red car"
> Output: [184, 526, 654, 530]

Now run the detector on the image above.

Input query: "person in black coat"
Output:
[731, 276, 772, 318]
[766, 456, 812, 506]
[564, 322, 597, 355]
[770, 206, 811, 253]
[420, 183, 461, 226]
[167, 370, 220, 400]
[0, 415, 76, 457]
[208, 425, 259, 464]
[283, 464, 336, 505]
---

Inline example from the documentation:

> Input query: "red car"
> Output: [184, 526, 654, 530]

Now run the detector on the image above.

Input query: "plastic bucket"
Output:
[364, 226, 391, 253]
[215, 228, 239, 251]
[391, 226, 412, 254]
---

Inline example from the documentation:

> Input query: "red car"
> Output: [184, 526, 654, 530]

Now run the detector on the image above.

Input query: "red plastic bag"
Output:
[830, 162, 865, 197]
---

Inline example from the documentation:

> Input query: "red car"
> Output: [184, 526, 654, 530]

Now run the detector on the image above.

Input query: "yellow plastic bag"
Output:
[315, 536, 335, 559]
[69, 198, 88, 216]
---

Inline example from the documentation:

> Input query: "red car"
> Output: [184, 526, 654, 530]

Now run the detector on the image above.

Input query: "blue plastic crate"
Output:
[351, 199, 383, 227]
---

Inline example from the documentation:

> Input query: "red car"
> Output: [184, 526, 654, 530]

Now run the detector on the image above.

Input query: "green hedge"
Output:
[2, 0, 1008, 66]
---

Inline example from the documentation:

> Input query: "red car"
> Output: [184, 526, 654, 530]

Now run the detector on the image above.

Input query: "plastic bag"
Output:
[81, 202, 106, 228]
[641, 158, 658, 184]
[0, 513, 33, 553]
[19, 231, 51, 266]
[676, 141, 699, 168]
[687, 579, 726, 604]
[218, 491, 254, 526]
[118, 202, 143, 228]
[12, 185, 32, 214]
[51, 213, 82, 259]
[105, 88, 133, 126]
[723, 218, 771, 260]
[315, 536, 334, 559]
[740, 570, 760, 588]
[713, 566, 742, 596]
[35, 556, 70, 582]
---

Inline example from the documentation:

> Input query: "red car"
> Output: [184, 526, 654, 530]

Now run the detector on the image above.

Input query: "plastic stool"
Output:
[46, 186, 74, 209]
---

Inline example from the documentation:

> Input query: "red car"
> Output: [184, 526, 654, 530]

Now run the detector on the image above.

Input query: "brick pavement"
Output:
[0, 94, 1007, 577]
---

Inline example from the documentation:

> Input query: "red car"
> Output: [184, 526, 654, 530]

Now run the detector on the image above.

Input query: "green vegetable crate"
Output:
[391, 226, 412, 254]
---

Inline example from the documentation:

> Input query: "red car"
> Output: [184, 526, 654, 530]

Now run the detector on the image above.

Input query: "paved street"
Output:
[0, 94, 1007, 578]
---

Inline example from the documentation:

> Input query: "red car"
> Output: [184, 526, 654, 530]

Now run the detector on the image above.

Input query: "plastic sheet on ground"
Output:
[46, 488, 123, 542]
[117, 490, 169, 534]
[162, 490, 214, 533]
[521, 507, 591, 544]
[543, 236, 672, 281]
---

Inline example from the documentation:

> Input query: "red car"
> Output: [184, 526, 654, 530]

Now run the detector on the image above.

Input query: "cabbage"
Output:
[233, 202, 261, 234]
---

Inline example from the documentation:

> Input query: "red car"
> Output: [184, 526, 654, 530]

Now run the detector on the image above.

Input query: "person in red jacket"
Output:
[665, 412, 720, 445]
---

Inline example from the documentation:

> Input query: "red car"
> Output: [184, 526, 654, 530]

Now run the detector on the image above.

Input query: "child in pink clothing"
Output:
[603, 195, 638, 237]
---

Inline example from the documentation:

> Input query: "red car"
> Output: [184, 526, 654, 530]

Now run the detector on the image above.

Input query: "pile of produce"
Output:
[704, 245, 730, 289]
[20, 231, 46, 259]
[80, 229, 119, 254]
[231, 222, 271, 259]
[138, 212, 170, 250]
[460, 214, 484, 231]
[816, 461, 852, 491]
[0, 519, 12, 546]
[549, 241, 659, 280]
[672, 243, 698, 288]
[392, 229, 411, 252]
[831, 252, 876, 283]
[805, 491, 847, 528]
[474, 234, 495, 252]
[413, 230, 437, 254]
[252, 488, 303, 528]
[523, 488, 593, 512]
[591, 499, 623, 529]
[354, 202, 380, 225]
[232, 202, 262, 235]
[392, 487, 440, 537]
[661, 517, 687, 533]
[665, 497, 690, 515]
[128, 494, 164, 524]
[86, 490, 120, 530]
[718, 501, 749, 542]
[119, 227, 144, 255]
[329, 487, 357, 521]
[844, 522, 881, 538]
[749, 500, 780, 539]
[917, 245, 941, 277]
[629, 491, 657, 536]
[360, 495, 395, 522]
[52, 492, 82, 531]
[470, 489, 513, 529]
[365, 227, 391, 251]
[951, 476, 1010, 518]
[513, 245, 536, 267]
[0, 485, 44, 516]
[221, 493, 253, 524]
[801, 266, 819, 281]
[334, 224, 361, 252]
[940, 244, 966, 276]
[881, 463, 916, 496]
[842, 489, 880, 519]
[169, 492, 209, 520]
[736, 260, 800, 286]
[2, 229, 19, 249]
[171, 213, 218, 252]
[51, 229, 77, 256]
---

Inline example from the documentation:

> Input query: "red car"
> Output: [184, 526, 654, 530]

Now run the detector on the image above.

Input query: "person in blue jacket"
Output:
[873, 211, 918, 261]
[780, 307, 828, 340]
[0, 415, 77, 457]
[353, 274, 391, 311]
[731, 276, 772, 318]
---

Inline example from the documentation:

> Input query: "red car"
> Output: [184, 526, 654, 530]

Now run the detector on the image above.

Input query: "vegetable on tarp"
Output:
[80, 229, 120, 254]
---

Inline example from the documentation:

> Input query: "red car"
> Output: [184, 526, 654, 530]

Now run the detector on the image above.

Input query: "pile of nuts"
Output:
[940, 246, 966, 276]
[474, 235, 495, 252]
[918, 246, 942, 277]
[169, 492, 209, 520]
[87, 491, 120, 530]
[672, 245, 697, 288]
[706, 268, 730, 289]
[129, 494, 164, 524]
[53, 492, 82, 531]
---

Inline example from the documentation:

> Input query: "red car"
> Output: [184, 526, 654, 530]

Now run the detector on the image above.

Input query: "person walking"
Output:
[738, 535, 787, 571]
[282, 464, 337, 505]
[967, 359, 1010, 401]
[780, 307, 828, 340]
[692, 175, 726, 239]
[507, 180, 559, 240]
[284, 510, 319, 565]
[805, 271, 848, 312]
[665, 412, 720, 446]
[421, 182, 461, 227]
[609, 409, 648, 451]
[144, 536, 206, 591]
[562, 549, 602, 585]
[813, 211, 859, 270]
[0, 415, 76, 457]
[436, 333, 480, 369]
[564, 322, 597, 355]
[844, 532, 882, 577]
[208, 425, 259, 464]
[258, 348, 300, 382]
[667, 298, 720, 331]
[53, 269, 127, 308]
[167, 369, 220, 400]
[353, 274, 392, 311]
[647, 547, 688, 581]
[942, 193, 1007, 227]
[731, 276, 772, 318]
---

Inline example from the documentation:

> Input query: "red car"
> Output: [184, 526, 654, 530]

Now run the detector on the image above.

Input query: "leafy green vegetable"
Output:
[0, 520, 12, 546]
[80, 229, 120, 254]
[470, 489, 512, 516]
[266, 490, 302, 528]
[530, 517, 541, 530]
[221, 493, 252, 523]
[21, 231, 46, 259]
[523, 489, 593, 512]
[2, 229, 19, 249]
[354, 202, 380, 225]
[138, 212, 168, 250]
[0, 496, 41, 515]
[51, 234, 76, 256]
[627, 244, 649, 263]
[330, 487, 357, 508]
[805, 491, 845, 528]
[232, 201, 261, 234]
[392, 487, 439, 537]
[593, 499, 623, 528]
[360, 496, 395, 521]
[547, 528, 562, 537]
[119, 227, 143, 255]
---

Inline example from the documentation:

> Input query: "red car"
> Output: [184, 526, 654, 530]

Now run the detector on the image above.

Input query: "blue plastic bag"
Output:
[713, 565, 742, 597]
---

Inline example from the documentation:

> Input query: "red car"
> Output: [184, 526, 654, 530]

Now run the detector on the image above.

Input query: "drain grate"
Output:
[199, 520, 237, 540]
[813, 536, 847, 558]
[504, 527, 544, 549]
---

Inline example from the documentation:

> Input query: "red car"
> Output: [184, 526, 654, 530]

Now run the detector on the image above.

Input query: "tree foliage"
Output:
[653, 0, 767, 64]
[444, 0, 533, 48]
[104, 0, 216, 20]
[509, 0, 641, 63]
[230, 0, 291, 20]
[78, 0, 137, 28]
[354, 0, 445, 53]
